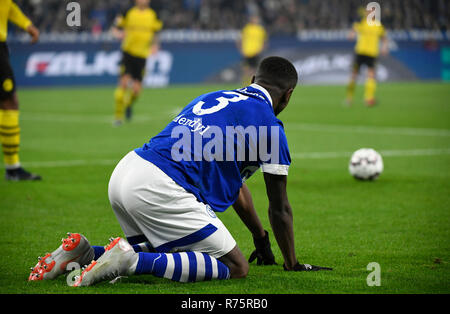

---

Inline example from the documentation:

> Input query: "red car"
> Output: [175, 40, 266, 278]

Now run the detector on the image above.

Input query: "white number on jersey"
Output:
[193, 92, 248, 116]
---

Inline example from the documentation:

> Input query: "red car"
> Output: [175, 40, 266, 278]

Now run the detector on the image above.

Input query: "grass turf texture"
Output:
[0, 82, 449, 294]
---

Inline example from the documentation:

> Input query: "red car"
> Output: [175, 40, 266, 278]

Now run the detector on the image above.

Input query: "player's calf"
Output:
[228, 261, 249, 279]
[218, 245, 249, 279]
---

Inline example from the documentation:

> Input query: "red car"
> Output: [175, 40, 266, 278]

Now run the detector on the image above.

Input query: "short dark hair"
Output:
[255, 56, 298, 91]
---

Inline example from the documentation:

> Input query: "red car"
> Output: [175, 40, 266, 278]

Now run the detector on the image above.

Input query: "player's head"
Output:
[357, 6, 367, 17]
[136, 0, 150, 8]
[249, 15, 260, 24]
[252, 56, 298, 116]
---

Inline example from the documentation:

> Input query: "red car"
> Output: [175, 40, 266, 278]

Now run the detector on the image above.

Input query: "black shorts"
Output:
[119, 51, 147, 82]
[243, 55, 260, 68]
[0, 42, 16, 100]
[353, 53, 377, 71]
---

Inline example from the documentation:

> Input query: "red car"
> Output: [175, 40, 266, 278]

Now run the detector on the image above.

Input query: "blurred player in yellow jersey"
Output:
[237, 16, 267, 86]
[111, 0, 162, 126]
[0, 0, 40, 181]
[346, 8, 388, 107]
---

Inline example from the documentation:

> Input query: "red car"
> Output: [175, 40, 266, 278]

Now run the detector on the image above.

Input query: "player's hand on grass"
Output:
[283, 262, 333, 271]
[248, 230, 277, 265]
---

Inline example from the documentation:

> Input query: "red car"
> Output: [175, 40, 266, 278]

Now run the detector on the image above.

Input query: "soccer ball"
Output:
[349, 148, 383, 180]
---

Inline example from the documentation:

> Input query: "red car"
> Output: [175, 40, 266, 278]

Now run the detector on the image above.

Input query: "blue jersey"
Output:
[135, 84, 291, 212]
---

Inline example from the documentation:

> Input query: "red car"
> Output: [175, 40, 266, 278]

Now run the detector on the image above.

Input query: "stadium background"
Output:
[8, 0, 450, 87]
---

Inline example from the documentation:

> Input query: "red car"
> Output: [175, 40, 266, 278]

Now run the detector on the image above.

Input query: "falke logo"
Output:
[25, 51, 121, 77]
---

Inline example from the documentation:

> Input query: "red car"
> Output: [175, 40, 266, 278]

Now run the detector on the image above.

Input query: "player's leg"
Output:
[119, 152, 237, 281]
[74, 152, 240, 286]
[124, 55, 146, 121]
[0, 95, 21, 171]
[75, 238, 234, 286]
[91, 150, 158, 260]
[30, 152, 149, 282]
[131, 217, 247, 282]
[218, 245, 249, 278]
[124, 158, 240, 282]
[0, 50, 41, 181]
[89, 201, 155, 260]
[29, 151, 161, 282]
[364, 64, 377, 106]
[74, 236, 233, 287]
[91, 238, 155, 262]
[114, 51, 136, 126]
[132, 251, 232, 283]
[113, 73, 131, 126]
[345, 54, 360, 105]
[124, 79, 142, 121]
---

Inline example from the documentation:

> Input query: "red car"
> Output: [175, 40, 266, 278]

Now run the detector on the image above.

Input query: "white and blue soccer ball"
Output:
[349, 148, 383, 180]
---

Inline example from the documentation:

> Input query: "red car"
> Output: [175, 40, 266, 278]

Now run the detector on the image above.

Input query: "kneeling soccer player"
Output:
[29, 56, 332, 285]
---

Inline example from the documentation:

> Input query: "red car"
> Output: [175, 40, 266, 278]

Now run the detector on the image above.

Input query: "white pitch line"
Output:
[20, 113, 165, 124]
[8, 148, 450, 169]
[20, 159, 118, 168]
[291, 148, 450, 159]
[20, 114, 450, 137]
[21, 114, 113, 124]
[285, 122, 450, 137]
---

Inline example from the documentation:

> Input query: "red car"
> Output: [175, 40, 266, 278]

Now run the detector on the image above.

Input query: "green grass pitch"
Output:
[0, 82, 449, 294]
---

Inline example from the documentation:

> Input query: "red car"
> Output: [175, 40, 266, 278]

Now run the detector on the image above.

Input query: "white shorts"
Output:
[108, 151, 236, 258]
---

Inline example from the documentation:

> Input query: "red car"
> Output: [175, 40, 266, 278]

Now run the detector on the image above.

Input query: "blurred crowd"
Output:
[13, 0, 450, 35]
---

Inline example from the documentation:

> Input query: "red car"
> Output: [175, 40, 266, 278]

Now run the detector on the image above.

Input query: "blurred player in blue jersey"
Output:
[29, 57, 331, 284]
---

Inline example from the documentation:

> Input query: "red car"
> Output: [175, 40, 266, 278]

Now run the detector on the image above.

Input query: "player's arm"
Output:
[151, 33, 160, 54]
[263, 173, 297, 269]
[232, 183, 277, 265]
[380, 30, 389, 56]
[348, 22, 358, 40]
[262, 29, 269, 52]
[111, 12, 126, 40]
[149, 14, 163, 54]
[236, 27, 244, 54]
[263, 172, 332, 271]
[235, 36, 242, 53]
[9, 1, 39, 44]
[233, 183, 265, 239]
[348, 29, 356, 40]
